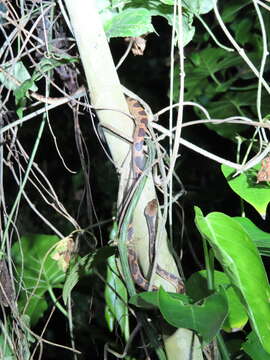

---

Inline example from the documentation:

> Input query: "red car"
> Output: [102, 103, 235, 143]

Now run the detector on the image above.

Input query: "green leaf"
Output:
[234, 217, 270, 256]
[161, 0, 216, 14]
[12, 234, 65, 326]
[158, 287, 228, 344]
[163, 12, 195, 46]
[104, 8, 155, 38]
[186, 270, 248, 332]
[62, 255, 91, 305]
[242, 331, 270, 360]
[221, 0, 249, 23]
[105, 305, 114, 332]
[159, 0, 174, 4]
[231, 18, 253, 46]
[206, 89, 254, 107]
[221, 164, 270, 217]
[0, 334, 15, 359]
[194, 207, 270, 354]
[0, 62, 37, 91]
[202, 93, 254, 138]
[123, 1, 195, 46]
[177, 47, 243, 101]
[14, 78, 35, 118]
[130, 291, 158, 309]
[182, 0, 216, 15]
[130, 290, 189, 309]
[105, 255, 129, 341]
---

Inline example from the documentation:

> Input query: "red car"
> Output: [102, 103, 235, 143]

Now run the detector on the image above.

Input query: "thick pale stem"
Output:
[64, 0, 179, 297]
[64, 1, 202, 359]
[64, 0, 132, 169]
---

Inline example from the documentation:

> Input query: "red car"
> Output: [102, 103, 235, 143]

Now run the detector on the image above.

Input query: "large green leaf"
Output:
[242, 331, 270, 360]
[194, 207, 270, 354]
[104, 8, 154, 38]
[221, 0, 250, 23]
[186, 270, 248, 332]
[0, 62, 38, 91]
[130, 288, 227, 343]
[122, 1, 195, 46]
[205, 90, 257, 122]
[12, 234, 65, 326]
[183, 0, 216, 15]
[230, 18, 253, 46]
[234, 217, 270, 256]
[158, 287, 228, 344]
[180, 47, 243, 99]
[160, 0, 216, 14]
[130, 290, 189, 309]
[173, 44, 267, 139]
[222, 164, 270, 217]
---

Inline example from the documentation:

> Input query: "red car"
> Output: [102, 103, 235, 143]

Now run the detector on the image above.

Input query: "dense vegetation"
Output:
[1, 1, 270, 359]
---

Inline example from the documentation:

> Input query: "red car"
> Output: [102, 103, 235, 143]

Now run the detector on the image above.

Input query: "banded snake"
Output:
[119, 97, 185, 294]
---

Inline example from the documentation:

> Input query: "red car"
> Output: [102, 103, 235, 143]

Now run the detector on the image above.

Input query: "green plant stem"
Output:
[196, 14, 233, 52]
[2, 117, 46, 253]
[202, 237, 214, 290]
[48, 286, 68, 318]
[236, 137, 245, 217]
[230, 85, 258, 91]
[216, 333, 231, 360]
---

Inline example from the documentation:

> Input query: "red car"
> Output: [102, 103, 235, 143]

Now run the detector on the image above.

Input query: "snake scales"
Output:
[125, 97, 185, 293]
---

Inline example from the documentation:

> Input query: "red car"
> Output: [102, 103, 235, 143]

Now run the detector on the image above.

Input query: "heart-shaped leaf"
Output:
[130, 290, 189, 309]
[186, 270, 248, 332]
[222, 164, 270, 218]
[158, 287, 228, 344]
[104, 8, 154, 38]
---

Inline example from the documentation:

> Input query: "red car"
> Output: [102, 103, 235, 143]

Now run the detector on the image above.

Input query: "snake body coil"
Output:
[122, 97, 184, 294]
